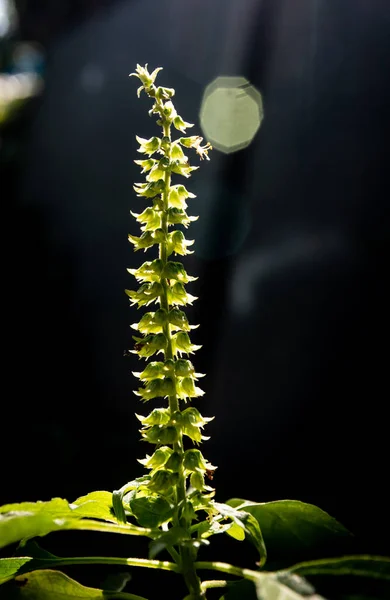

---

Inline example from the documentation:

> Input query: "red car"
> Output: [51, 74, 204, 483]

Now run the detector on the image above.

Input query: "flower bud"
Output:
[138, 446, 173, 469]
[136, 408, 170, 425]
[167, 230, 194, 257]
[171, 162, 199, 178]
[128, 259, 163, 282]
[148, 470, 178, 493]
[135, 135, 161, 156]
[135, 378, 174, 401]
[133, 333, 167, 358]
[155, 86, 175, 101]
[133, 361, 165, 381]
[183, 449, 207, 473]
[133, 309, 168, 334]
[126, 281, 163, 307]
[172, 332, 202, 356]
[146, 163, 167, 183]
[178, 377, 204, 399]
[168, 282, 197, 307]
[165, 451, 182, 473]
[162, 101, 177, 121]
[190, 471, 204, 491]
[181, 407, 214, 426]
[142, 425, 179, 445]
[133, 180, 165, 198]
[134, 158, 156, 172]
[128, 231, 156, 251]
[174, 359, 195, 377]
[173, 115, 194, 133]
[170, 142, 186, 162]
[168, 309, 192, 332]
[167, 208, 198, 228]
[162, 262, 196, 284]
[167, 185, 196, 210]
[130, 207, 162, 232]
[129, 64, 162, 89]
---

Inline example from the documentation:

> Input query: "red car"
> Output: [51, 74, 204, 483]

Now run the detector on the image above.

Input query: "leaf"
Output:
[0, 498, 153, 550]
[289, 555, 390, 600]
[226, 499, 353, 569]
[129, 495, 174, 528]
[214, 503, 267, 567]
[221, 574, 324, 600]
[0, 570, 145, 599]
[71, 491, 117, 523]
[255, 572, 325, 600]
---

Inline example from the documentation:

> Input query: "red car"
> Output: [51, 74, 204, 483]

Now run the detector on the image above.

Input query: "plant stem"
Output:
[195, 561, 260, 582]
[158, 114, 203, 600]
[201, 580, 228, 591]
[37, 556, 181, 573]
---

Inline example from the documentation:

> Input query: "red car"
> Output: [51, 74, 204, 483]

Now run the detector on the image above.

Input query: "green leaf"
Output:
[71, 491, 117, 523]
[289, 555, 390, 600]
[255, 572, 324, 600]
[214, 503, 267, 567]
[226, 499, 353, 570]
[129, 495, 174, 528]
[0, 570, 145, 599]
[0, 498, 153, 550]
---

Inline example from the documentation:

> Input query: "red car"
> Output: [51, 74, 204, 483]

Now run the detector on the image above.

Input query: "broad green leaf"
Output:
[289, 555, 390, 600]
[0, 498, 154, 550]
[226, 499, 353, 569]
[0, 570, 145, 599]
[214, 503, 267, 567]
[255, 572, 325, 600]
[0, 558, 34, 586]
[221, 573, 324, 600]
[129, 495, 174, 528]
[71, 491, 117, 523]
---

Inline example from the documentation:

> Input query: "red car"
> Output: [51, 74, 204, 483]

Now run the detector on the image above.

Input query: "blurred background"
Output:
[1, 0, 389, 595]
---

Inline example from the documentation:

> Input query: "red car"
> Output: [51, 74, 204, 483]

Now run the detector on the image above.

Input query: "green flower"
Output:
[173, 115, 194, 133]
[129, 64, 163, 94]
[138, 446, 173, 469]
[135, 135, 161, 156]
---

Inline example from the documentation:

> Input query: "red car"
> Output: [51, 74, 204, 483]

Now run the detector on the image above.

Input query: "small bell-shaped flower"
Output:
[167, 230, 194, 256]
[138, 446, 173, 469]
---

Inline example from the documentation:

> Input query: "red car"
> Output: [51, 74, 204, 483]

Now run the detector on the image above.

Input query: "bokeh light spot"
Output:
[200, 76, 263, 154]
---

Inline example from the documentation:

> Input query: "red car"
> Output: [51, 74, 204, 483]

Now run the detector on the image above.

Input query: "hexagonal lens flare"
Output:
[200, 76, 264, 154]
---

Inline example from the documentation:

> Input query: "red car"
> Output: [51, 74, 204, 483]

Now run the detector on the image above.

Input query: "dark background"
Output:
[1, 0, 389, 596]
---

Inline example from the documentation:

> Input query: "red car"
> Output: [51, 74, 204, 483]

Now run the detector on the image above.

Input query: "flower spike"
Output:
[127, 65, 215, 526]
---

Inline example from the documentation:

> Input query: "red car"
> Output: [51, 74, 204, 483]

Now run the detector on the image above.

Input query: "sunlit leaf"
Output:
[226, 499, 353, 570]
[0, 498, 153, 551]
[0, 569, 143, 599]
[214, 502, 267, 567]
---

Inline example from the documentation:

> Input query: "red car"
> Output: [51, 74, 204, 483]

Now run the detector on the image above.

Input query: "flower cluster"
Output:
[125, 65, 215, 526]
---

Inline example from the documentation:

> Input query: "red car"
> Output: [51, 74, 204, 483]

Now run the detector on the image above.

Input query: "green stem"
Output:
[201, 580, 228, 591]
[195, 562, 260, 582]
[157, 112, 203, 600]
[37, 556, 180, 573]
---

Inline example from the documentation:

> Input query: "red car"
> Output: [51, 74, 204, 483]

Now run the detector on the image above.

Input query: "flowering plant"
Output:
[0, 65, 388, 600]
